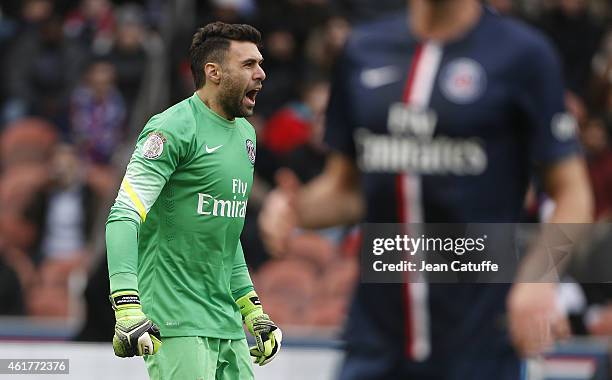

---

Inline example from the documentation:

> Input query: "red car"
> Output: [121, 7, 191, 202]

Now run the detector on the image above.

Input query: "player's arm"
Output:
[509, 155, 593, 357]
[297, 152, 364, 229]
[106, 114, 192, 357]
[231, 242, 282, 366]
[507, 31, 594, 357]
[514, 157, 593, 279]
[230, 241, 254, 299]
[542, 156, 593, 223]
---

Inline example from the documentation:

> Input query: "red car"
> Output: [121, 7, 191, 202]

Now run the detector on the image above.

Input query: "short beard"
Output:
[218, 73, 252, 119]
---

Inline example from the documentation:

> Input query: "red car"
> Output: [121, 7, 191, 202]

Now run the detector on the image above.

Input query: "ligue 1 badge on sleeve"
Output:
[245, 139, 256, 164]
[142, 132, 166, 160]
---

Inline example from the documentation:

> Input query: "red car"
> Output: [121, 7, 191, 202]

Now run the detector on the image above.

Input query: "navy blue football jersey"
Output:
[325, 6, 580, 375]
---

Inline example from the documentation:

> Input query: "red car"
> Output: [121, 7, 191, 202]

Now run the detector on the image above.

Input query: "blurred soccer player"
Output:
[106, 22, 281, 380]
[260, 0, 593, 379]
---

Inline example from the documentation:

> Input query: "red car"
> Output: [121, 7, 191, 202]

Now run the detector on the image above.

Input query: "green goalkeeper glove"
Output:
[110, 291, 162, 358]
[237, 291, 282, 366]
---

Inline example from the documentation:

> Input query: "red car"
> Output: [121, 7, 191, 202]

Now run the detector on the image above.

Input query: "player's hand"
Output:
[258, 168, 300, 257]
[237, 291, 282, 366]
[110, 291, 162, 358]
[507, 282, 569, 357]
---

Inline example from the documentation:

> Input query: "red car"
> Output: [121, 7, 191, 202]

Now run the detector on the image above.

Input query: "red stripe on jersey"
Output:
[402, 44, 424, 103]
[398, 42, 423, 360]
[396, 174, 415, 358]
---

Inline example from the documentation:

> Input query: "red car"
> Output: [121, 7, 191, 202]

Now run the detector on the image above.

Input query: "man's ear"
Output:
[204, 62, 222, 85]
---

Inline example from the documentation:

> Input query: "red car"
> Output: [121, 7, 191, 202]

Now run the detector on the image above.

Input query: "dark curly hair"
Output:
[189, 22, 262, 89]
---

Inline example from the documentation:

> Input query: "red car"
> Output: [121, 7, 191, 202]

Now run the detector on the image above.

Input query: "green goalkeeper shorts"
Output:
[143, 336, 254, 380]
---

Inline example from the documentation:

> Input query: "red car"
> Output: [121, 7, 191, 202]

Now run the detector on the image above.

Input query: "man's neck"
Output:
[409, 0, 482, 42]
[196, 88, 234, 121]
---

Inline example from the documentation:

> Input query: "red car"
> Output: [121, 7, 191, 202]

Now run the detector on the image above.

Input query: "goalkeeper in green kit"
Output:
[105, 21, 281, 379]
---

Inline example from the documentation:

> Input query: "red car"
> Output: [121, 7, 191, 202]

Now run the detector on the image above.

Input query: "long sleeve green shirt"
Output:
[106, 93, 256, 339]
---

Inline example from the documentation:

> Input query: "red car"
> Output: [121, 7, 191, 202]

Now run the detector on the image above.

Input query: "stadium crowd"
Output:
[0, 0, 611, 342]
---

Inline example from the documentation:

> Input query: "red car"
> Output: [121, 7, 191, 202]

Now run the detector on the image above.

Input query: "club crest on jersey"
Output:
[142, 132, 166, 159]
[440, 58, 486, 104]
[245, 139, 256, 164]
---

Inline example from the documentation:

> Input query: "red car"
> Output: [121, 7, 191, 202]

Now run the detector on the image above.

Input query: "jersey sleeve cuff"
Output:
[109, 272, 139, 294]
[232, 285, 255, 301]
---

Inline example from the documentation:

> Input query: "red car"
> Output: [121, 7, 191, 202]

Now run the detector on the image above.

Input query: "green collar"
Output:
[191, 92, 237, 127]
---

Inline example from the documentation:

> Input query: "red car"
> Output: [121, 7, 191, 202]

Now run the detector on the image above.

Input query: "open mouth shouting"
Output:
[244, 86, 261, 108]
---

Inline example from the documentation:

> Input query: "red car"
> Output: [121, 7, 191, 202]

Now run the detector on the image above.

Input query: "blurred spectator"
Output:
[581, 118, 612, 220]
[3, 13, 86, 131]
[70, 58, 126, 164]
[1, 0, 58, 73]
[254, 27, 300, 117]
[106, 4, 146, 109]
[64, 0, 116, 54]
[37, 145, 100, 262]
[26, 144, 103, 317]
[106, 3, 167, 139]
[263, 77, 329, 154]
[17, 0, 54, 29]
[284, 79, 330, 183]
[304, 15, 351, 74]
[257, 77, 329, 188]
[536, 0, 605, 98]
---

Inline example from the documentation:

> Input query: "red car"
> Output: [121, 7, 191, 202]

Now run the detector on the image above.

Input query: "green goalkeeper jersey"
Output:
[106, 93, 256, 339]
